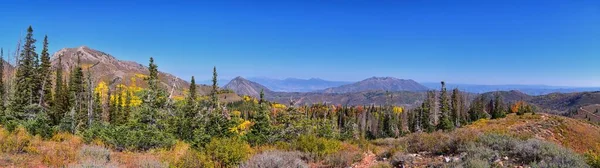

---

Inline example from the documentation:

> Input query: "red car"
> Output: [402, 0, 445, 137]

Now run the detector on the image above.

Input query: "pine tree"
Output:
[211, 66, 219, 108]
[0, 48, 5, 114]
[185, 76, 197, 118]
[9, 26, 38, 119]
[259, 89, 264, 104]
[39, 35, 52, 106]
[92, 91, 102, 124]
[437, 81, 454, 131]
[145, 57, 161, 108]
[69, 55, 85, 128]
[51, 55, 68, 125]
[451, 88, 461, 127]
[248, 102, 272, 145]
[491, 92, 506, 119]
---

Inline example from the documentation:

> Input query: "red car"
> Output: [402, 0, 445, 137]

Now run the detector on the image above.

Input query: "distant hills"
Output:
[478, 90, 600, 114]
[247, 77, 351, 92]
[421, 82, 600, 95]
[320, 77, 429, 93]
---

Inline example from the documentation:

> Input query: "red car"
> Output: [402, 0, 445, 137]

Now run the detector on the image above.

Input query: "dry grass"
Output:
[466, 113, 600, 154]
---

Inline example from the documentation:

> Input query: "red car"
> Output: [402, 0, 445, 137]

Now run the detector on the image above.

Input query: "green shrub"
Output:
[293, 134, 341, 160]
[82, 123, 175, 151]
[585, 151, 600, 168]
[205, 137, 253, 167]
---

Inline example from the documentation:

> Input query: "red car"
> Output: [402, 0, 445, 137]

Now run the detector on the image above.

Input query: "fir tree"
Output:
[248, 103, 272, 145]
[68, 55, 85, 129]
[451, 88, 461, 127]
[92, 91, 102, 124]
[437, 81, 454, 131]
[9, 26, 38, 119]
[259, 89, 264, 104]
[211, 66, 219, 108]
[39, 35, 52, 106]
[0, 48, 5, 115]
[491, 92, 506, 119]
[185, 76, 197, 118]
[51, 55, 68, 125]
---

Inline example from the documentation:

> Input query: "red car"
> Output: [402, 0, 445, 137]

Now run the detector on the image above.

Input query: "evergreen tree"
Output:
[69, 55, 85, 129]
[451, 88, 461, 127]
[0, 48, 5, 115]
[9, 26, 38, 119]
[259, 89, 264, 104]
[92, 91, 102, 124]
[437, 81, 454, 131]
[39, 35, 52, 106]
[51, 55, 68, 125]
[185, 76, 197, 118]
[422, 92, 434, 132]
[248, 101, 272, 145]
[491, 92, 506, 119]
[144, 57, 162, 108]
[211, 66, 219, 108]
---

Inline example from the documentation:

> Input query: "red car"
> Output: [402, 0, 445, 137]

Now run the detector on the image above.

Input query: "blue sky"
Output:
[0, 0, 599, 87]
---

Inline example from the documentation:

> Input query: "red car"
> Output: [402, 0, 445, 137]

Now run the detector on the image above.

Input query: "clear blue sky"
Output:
[0, 0, 598, 87]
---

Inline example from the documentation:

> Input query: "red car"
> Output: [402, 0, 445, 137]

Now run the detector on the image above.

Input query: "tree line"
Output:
[0, 26, 538, 154]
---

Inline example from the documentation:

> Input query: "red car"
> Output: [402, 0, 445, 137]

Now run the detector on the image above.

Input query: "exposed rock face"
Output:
[50, 46, 209, 96]
[321, 77, 429, 93]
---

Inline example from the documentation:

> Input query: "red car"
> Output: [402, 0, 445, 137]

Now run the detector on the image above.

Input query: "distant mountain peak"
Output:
[224, 77, 271, 97]
[321, 76, 428, 93]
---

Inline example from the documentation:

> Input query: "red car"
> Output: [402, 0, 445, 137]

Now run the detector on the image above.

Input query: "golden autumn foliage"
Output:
[229, 120, 254, 136]
[511, 101, 526, 113]
[393, 106, 403, 114]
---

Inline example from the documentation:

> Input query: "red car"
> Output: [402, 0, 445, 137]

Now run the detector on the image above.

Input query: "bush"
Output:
[205, 137, 253, 167]
[38, 132, 83, 167]
[72, 145, 117, 167]
[391, 153, 414, 167]
[137, 156, 168, 168]
[157, 141, 214, 168]
[405, 132, 452, 155]
[24, 112, 53, 139]
[462, 157, 490, 168]
[585, 151, 600, 168]
[240, 150, 308, 168]
[293, 134, 341, 160]
[513, 139, 588, 167]
[0, 126, 33, 153]
[83, 123, 176, 151]
[477, 133, 519, 154]
[325, 145, 363, 167]
[79, 145, 111, 163]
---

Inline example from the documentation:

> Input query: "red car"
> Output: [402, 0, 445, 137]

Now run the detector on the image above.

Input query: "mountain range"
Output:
[22, 46, 598, 114]
[247, 77, 351, 92]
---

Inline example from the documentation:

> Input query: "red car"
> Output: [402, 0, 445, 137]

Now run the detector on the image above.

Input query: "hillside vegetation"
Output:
[0, 26, 598, 168]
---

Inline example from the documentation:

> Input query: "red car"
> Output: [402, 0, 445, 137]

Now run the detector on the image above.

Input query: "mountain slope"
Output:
[321, 77, 429, 93]
[224, 76, 272, 97]
[50, 46, 240, 103]
[248, 77, 351, 92]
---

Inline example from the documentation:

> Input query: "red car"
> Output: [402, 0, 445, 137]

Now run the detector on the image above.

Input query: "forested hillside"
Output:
[0, 27, 598, 167]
